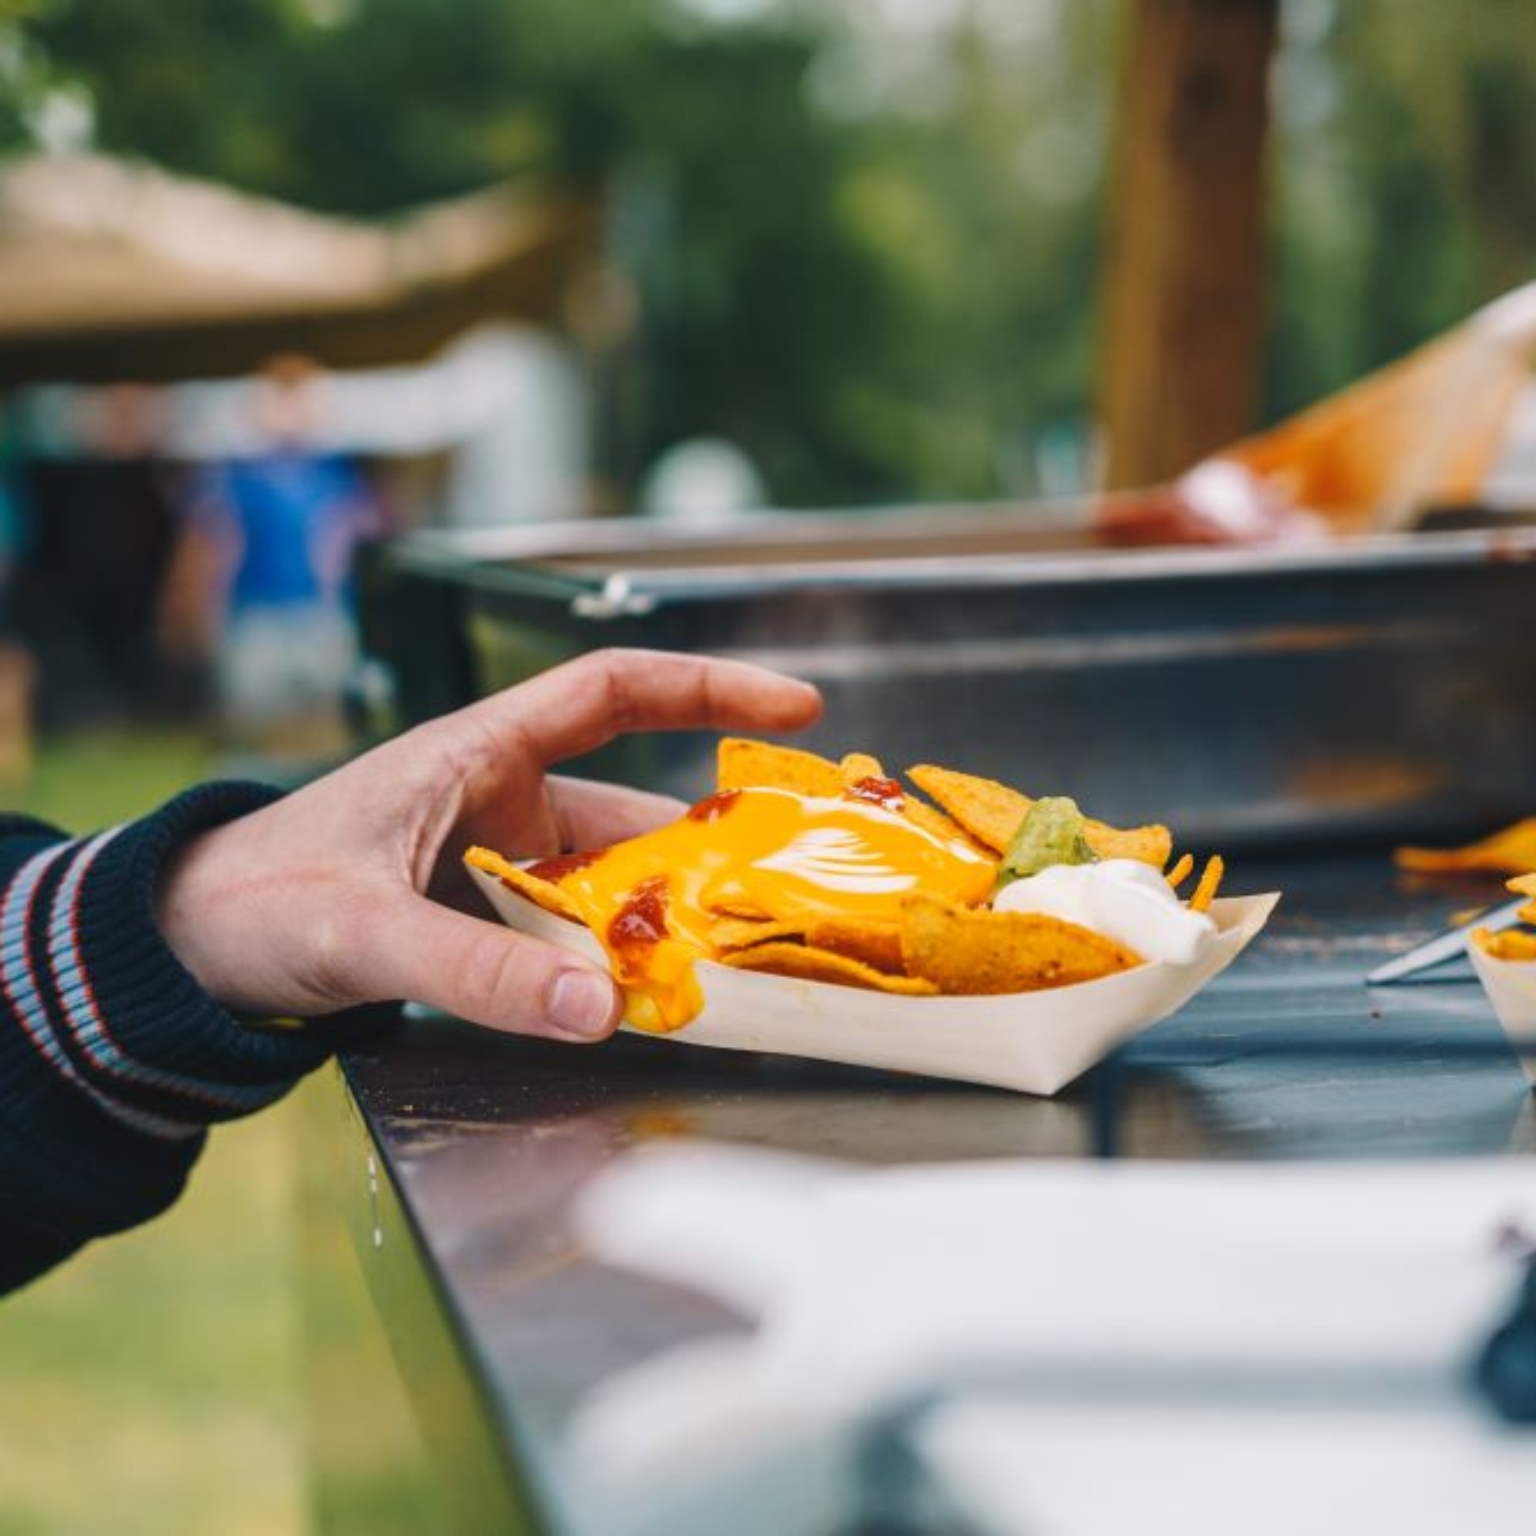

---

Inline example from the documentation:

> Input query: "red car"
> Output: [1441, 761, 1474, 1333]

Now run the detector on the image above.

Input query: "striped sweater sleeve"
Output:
[0, 782, 382, 1293]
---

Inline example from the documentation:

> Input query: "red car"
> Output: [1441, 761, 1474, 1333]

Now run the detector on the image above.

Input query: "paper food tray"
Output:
[467, 865, 1278, 1094]
[1469, 943, 1536, 1088]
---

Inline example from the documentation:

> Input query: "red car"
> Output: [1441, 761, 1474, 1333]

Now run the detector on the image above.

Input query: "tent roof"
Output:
[0, 152, 598, 382]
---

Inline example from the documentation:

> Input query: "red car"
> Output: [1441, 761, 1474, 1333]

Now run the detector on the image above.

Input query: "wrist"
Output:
[151, 791, 294, 1016]
[155, 824, 236, 1005]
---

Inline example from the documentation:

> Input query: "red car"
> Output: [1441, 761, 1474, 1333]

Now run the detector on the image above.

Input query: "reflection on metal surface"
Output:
[707, 622, 1451, 680]
[296, 1068, 545, 1536]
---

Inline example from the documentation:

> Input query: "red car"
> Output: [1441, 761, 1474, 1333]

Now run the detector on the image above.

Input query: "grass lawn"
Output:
[0, 732, 305, 1536]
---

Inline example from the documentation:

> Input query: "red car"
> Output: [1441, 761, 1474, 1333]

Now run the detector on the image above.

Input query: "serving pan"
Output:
[359, 503, 1536, 850]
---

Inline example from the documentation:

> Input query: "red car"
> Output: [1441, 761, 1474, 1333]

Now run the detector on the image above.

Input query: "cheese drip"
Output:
[544, 786, 993, 1031]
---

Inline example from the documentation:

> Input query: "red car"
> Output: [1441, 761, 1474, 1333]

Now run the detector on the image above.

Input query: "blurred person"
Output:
[163, 354, 384, 762]
[15, 382, 178, 726]
[0, 649, 823, 1292]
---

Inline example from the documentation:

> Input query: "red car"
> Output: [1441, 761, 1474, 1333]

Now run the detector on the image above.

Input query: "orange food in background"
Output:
[1396, 820, 1536, 877]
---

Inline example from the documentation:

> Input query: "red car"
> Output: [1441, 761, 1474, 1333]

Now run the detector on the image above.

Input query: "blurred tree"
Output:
[0, 0, 70, 147]
[2, 0, 1534, 501]
[14, 0, 917, 502]
[1266, 0, 1536, 418]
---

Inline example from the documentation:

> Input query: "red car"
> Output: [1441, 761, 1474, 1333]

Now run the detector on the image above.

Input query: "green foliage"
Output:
[0, 0, 65, 148]
[19, 0, 922, 500]
[1266, 0, 1536, 416]
[4, 0, 1535, 502]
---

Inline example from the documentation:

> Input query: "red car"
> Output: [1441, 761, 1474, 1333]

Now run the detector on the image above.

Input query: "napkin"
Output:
[564, 1146, 1536, 1536]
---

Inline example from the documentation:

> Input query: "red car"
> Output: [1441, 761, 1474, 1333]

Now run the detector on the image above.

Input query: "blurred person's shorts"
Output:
[218, 603, 356, 736]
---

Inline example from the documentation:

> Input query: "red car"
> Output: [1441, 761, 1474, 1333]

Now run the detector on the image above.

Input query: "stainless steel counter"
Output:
[299, 849, 1535, 1534]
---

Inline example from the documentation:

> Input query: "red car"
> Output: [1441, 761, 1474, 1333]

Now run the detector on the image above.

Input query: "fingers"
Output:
[360, 894, 622, 1043]
[428, 778, 688, 913]
[547, 776, 687, 850]
[459, 649, 822, 767]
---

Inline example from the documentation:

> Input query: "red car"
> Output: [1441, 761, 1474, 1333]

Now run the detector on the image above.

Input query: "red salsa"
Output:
[686, 789, 743, 823]
[524, 850, 602, 883]
[607, 875, 671, 961]
[846, 775, 906, 811]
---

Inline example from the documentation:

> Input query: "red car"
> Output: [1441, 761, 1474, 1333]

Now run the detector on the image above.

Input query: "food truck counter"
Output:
[298, 847, 1535, 1535]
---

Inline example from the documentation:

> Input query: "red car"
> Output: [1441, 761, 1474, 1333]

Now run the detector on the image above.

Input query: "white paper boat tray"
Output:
[467, 865, 1280, 1095]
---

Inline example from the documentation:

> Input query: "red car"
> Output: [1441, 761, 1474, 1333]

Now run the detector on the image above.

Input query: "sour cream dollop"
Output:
[992, 858, 1216, 965]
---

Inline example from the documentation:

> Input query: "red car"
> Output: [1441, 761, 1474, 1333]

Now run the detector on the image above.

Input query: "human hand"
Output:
[156, 649, 822, 1042]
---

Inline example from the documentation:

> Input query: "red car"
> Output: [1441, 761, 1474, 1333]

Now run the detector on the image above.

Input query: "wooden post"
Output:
[1099, 0, 1281, 490]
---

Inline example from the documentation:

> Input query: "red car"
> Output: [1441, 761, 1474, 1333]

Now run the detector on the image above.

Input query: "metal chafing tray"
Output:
[359, 503, 1536, 848]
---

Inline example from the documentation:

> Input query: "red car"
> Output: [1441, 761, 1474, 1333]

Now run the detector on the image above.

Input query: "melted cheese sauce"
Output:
[541, 786, 994, 1031]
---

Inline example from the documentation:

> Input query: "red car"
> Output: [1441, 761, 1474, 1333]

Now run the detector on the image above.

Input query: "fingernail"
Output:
[548, 969, 617, 1039]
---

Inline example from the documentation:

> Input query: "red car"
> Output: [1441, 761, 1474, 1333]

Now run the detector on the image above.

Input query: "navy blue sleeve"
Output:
[0, 783, 386, 1293]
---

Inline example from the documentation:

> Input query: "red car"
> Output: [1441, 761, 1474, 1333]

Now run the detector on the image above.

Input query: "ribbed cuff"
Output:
[3, 782, 392, 1138]
[79, 783, 391, 1121]
[0, 784, 397, 1288]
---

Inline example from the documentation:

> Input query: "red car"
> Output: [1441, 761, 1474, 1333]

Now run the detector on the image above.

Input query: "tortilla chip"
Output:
[907, 763, 1170, 868]
[708, 914, 804, 952]
[721, 941, 938, 995]
[464, 846, 582, 922]
[1087, 822, 1174, 869]
[718, 737, 842, 796]
[1396, 819, 1536, 876]
[1165, 852, 1195, 890]
[838, 752, 886, 786]
[805, 914, 905, 974]
[1189, 855, 1226, 914]
[1510, 873, 1536, 925]
[1474, 926, 1536, 962]
[903, 795, 996, 858]
[907, 764, 1030, 853]
[900, 893, 1143, 994]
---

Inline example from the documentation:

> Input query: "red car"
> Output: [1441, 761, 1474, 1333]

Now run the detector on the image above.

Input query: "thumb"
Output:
[360, 895, 621, 1043]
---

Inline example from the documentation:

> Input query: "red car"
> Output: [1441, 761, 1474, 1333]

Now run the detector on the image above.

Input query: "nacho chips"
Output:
[722, 941, 938, 995]
[1474, 927, 1536, 962]
[708, 914, 804, 952]
[1189, 855, 1226, 915]
[724, 738, 989, 853]
[1469, 874, 1536, 961]
[805, 914, 906, 974]
[465, 845, 582, 922]
[900, 893, 1143, 994]
[718, 737, 843, 797]
[468, 738, 1230, 1024]
[907, 764, 1173, 869]
[1395, 819, 1536, 876]
[838, 752, 887, 786]
[1165, 852, 1196, 890]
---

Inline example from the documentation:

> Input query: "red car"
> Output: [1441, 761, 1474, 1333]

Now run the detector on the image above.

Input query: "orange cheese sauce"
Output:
[543, 786, 994, 1032]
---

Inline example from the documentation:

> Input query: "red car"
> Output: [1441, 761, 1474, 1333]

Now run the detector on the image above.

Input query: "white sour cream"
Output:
[992, 858, 1216, 965]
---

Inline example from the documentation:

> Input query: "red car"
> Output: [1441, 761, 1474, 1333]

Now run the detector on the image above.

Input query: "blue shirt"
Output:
[194, 453, 374, 612]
